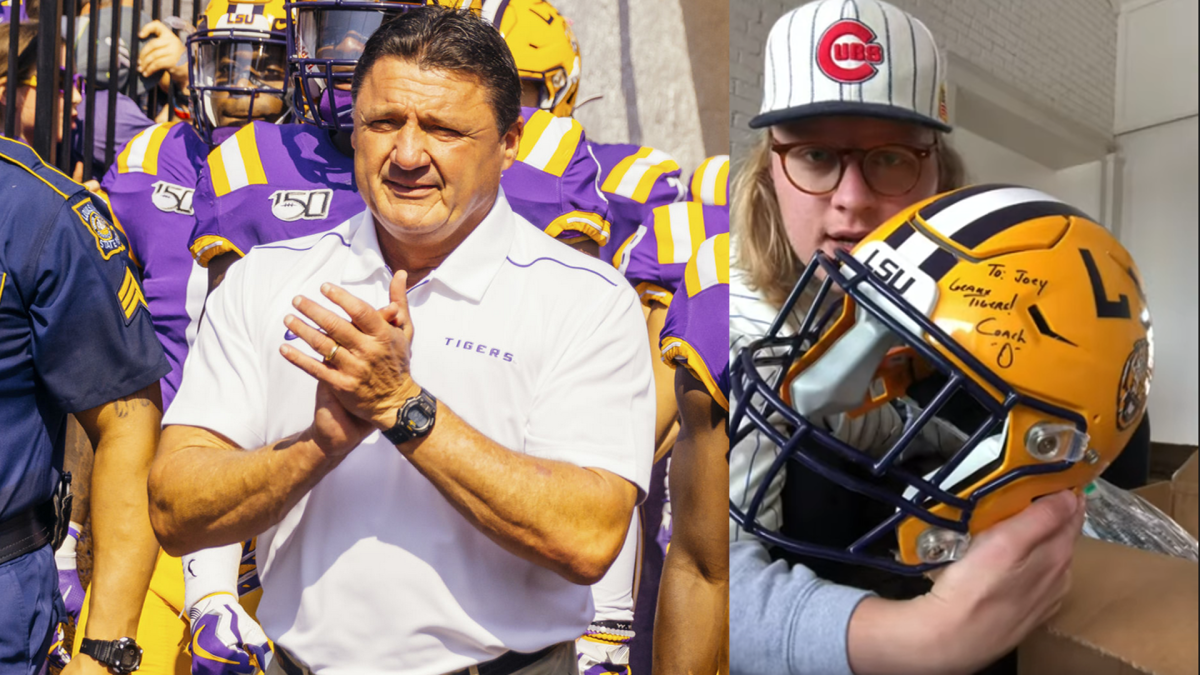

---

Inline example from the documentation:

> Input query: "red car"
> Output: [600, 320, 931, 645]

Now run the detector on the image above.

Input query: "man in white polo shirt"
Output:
[147, 7, 654, 675]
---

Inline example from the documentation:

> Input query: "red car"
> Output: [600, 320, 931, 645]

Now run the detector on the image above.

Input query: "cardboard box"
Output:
[1018, 452, 1199, 675]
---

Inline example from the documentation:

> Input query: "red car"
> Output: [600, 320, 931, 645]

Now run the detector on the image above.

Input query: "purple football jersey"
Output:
[506, 107, 611, 247]
[101, 120, 208, 409]
[590, 141, 686, 261]
[189, 121, 359, 266]
[191, 114, 610, 262]
[613, 201, 729, 307]
[659, 232, 729, 410]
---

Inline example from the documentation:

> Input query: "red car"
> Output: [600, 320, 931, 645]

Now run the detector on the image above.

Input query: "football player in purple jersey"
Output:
[191, 0, 610, 292]
[492, 0, 687, 263]
[78, 1, 290, 672]
[652, 232, 730, 675]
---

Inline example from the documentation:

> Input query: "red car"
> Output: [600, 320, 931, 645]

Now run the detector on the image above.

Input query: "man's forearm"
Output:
[653, 375, 729, 675]
[398, 403, 637, 585]
[149, 426, 336, 556]
[76, 394, 161, 640]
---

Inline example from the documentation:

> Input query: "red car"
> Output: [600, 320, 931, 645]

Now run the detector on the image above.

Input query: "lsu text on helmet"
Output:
[189, 0, 292, 145]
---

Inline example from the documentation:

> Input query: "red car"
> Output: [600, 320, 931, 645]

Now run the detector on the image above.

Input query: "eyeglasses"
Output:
[19, 67, 84, 92]
[771, 141, 936, 197]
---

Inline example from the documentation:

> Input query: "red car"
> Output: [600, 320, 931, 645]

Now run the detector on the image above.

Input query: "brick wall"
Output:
[730, 0, 1118, 164]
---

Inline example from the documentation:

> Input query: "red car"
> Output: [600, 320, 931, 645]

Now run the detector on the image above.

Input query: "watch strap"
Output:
[80, 638, 113, 666]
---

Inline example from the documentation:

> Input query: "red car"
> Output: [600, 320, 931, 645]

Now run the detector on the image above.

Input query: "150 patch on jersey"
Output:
[73, 199, 127, 260]
[152, 181, 195, 215]
[270, 189, 333, 222]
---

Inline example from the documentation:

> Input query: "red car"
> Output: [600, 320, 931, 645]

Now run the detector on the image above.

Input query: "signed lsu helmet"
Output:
[285, 0, 479, 131]
[730, 184, 1153, 574]
[492, 0, 580, 117]
[189, 0, 291, 145]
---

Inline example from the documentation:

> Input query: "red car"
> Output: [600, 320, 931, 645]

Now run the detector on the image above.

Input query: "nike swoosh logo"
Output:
[63, 585, 73, 598]
[192, 625, 239, 665]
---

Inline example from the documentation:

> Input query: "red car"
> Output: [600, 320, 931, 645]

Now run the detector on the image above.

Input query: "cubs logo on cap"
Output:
[751, 0, 951, 132]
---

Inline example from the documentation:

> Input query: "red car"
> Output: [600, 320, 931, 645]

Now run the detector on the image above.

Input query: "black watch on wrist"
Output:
[382, 388, 437, 445]
[79, 637, 143, 673]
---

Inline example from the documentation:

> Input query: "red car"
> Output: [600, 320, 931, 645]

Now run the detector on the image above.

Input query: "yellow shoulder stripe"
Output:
[601, 146, 680, 203]
[116, 121, 178, 175]
[516, 110, 584, 177]
[0, 147, 72, 199]
[683, 232, 730, 297]
[655, 201, 706, 266]
[209, 124, 268, 197]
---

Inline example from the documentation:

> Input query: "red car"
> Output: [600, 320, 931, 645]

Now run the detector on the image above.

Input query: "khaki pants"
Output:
[266, 641, 579, 675]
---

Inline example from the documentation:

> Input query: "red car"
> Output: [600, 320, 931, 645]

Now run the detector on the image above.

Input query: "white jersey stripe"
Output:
[700, 155, 728, 205]
[666, 202, 695, 264]
[612, 148, 675, 199]
[219, 135, 251, 193]
[123, 124, 160, 173]
[520, 115, 574, 173]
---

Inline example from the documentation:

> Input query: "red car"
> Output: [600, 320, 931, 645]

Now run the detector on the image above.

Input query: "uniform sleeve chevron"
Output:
[118, 266, 149, 321]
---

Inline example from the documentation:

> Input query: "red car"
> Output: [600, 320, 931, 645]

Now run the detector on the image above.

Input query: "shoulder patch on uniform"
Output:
[517, 111, 584, 177]
[118, 266, 149, 324]
[72, 199, 127, 260]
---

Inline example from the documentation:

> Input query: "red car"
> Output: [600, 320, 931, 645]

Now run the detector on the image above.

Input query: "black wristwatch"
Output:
[382, 388, 437, 445]
[79, 637, 143, 673]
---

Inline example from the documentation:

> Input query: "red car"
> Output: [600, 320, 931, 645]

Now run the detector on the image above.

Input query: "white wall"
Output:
[552, 0, 712, 175]
[951, 129, 1105, 222]
[1114, 0, 1199, 445]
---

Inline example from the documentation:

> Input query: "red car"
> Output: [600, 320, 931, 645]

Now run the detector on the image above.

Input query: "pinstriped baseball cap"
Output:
[751, 0, 951, 132]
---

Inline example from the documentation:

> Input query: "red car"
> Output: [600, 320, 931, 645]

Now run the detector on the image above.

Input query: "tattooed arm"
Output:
[70, 383, 164, 661]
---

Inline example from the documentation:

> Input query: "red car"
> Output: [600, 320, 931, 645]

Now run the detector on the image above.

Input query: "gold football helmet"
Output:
[493, 0, 580, 116]
[189, 0, 291, 144]
[731, 184, 1153, 572]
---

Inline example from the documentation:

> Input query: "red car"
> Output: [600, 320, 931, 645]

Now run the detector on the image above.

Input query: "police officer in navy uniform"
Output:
[0, 136, 168, 675]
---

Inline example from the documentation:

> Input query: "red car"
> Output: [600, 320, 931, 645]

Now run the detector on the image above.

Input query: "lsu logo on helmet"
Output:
[493, 0, 581, 117]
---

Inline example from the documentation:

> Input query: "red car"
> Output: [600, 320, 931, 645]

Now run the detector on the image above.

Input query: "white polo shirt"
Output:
[165, 192, 655, 675]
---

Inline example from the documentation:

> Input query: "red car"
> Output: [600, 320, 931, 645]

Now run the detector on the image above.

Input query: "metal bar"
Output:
[147, 0, 160, 117]
[32, 0, 60, 160]
[82, 0, 100, 179]
[4, 0, 20, 140]
[166, 0, 179, 119]
[59, 0, 77, 172]
[104, 0, 122, 168]
[127, 0, 142, 104]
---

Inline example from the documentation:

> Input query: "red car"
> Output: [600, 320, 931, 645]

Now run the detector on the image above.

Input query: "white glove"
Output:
[188, 592, 273, 675]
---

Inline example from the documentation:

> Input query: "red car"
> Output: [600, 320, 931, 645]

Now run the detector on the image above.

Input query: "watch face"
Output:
[409, 407, 431, 428]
